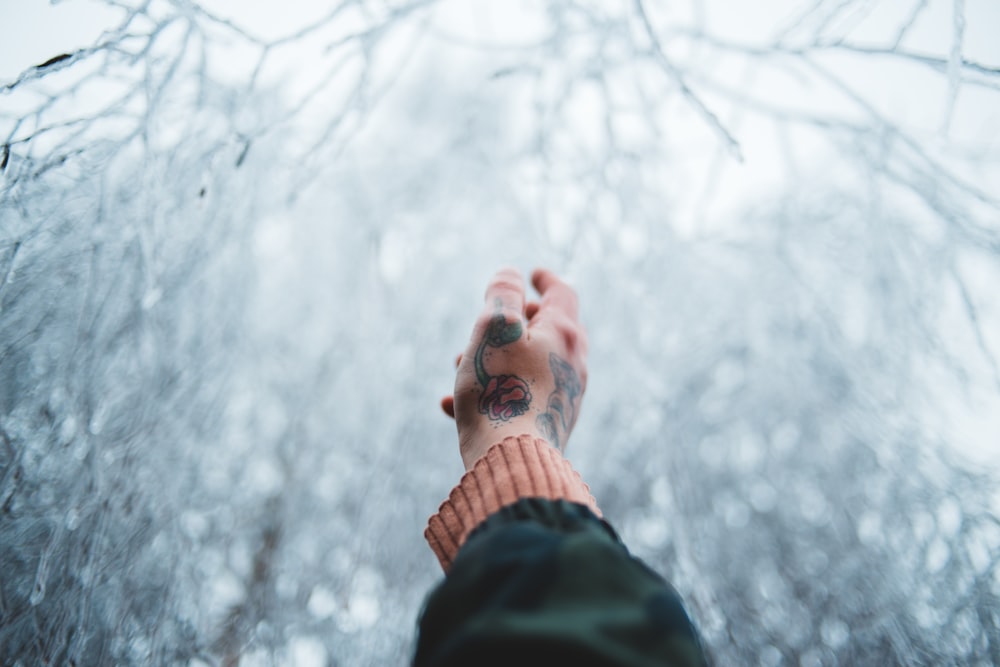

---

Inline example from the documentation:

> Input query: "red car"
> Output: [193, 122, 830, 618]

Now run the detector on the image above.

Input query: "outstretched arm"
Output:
[426, 267, 598, 571]
[416, 267, 707, 667]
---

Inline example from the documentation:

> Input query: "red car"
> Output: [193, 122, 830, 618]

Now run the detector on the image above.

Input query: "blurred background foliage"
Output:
[1, 0, 999, 664]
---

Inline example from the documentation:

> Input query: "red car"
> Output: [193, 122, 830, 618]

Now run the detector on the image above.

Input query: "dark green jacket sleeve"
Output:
[414, 498, 708, 667]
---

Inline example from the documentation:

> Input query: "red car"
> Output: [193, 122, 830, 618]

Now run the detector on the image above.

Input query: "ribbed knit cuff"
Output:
[424, 434, 601, 572]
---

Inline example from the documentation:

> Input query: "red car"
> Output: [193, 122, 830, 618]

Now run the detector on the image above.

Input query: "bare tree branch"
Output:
[633, 0, 744, 161]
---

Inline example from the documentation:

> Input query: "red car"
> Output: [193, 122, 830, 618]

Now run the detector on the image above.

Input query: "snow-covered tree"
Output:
[2, 1, 998, 664]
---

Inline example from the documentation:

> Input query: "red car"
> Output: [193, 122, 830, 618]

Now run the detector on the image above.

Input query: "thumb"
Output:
[440, 395, 456, 419]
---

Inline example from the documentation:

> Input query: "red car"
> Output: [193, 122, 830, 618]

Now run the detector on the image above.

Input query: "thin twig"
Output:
[633, 0, 743, 161]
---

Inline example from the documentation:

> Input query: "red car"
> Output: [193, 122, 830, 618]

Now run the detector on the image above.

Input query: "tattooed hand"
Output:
[441, 268, 588, 470]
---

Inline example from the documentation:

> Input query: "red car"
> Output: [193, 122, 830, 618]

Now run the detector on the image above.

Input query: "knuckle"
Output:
[552, 316, 582, 351]
[477, 310, 521, 328]
[561, 326, 578, 350]
[486, 278, 521, 297]
[502, 312, 523, 328]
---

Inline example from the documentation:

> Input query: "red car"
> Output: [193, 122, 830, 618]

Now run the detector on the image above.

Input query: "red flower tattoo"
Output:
[478, 374, 532, 421]
[473, 306, 533, 422]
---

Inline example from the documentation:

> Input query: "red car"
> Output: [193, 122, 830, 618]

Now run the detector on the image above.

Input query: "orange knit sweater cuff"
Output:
[424, 434, 602, 572]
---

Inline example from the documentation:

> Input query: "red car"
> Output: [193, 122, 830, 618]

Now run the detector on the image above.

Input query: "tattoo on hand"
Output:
[536, 353, 582, 451]
[475, 301, 532, 422]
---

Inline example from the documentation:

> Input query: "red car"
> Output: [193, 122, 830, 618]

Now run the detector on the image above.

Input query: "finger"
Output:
[484, 267, 527, 318]
[531, 268, 579, 321]
[525, 301, 540, 320]
[441, 396, 456, 419]
[455, 353, 463, 368]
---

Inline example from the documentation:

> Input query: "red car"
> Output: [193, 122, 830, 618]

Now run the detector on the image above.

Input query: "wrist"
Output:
[459, 422, 551, 470]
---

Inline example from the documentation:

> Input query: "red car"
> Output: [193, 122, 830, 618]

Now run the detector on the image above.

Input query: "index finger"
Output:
[484, 267, 527, 317]
[531, 268, 579, 321]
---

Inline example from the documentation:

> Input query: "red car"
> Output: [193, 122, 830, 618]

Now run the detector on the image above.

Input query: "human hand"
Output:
[441, 268, 588, 470]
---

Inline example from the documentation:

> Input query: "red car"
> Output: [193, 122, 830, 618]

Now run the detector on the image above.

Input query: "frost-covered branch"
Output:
[632, 0, 744, 160]
[2, 0, 999, 665]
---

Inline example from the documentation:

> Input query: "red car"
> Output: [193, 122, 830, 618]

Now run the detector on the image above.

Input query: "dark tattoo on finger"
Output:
[474, 300, 532, 422]
[536, 353, 582, 451]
